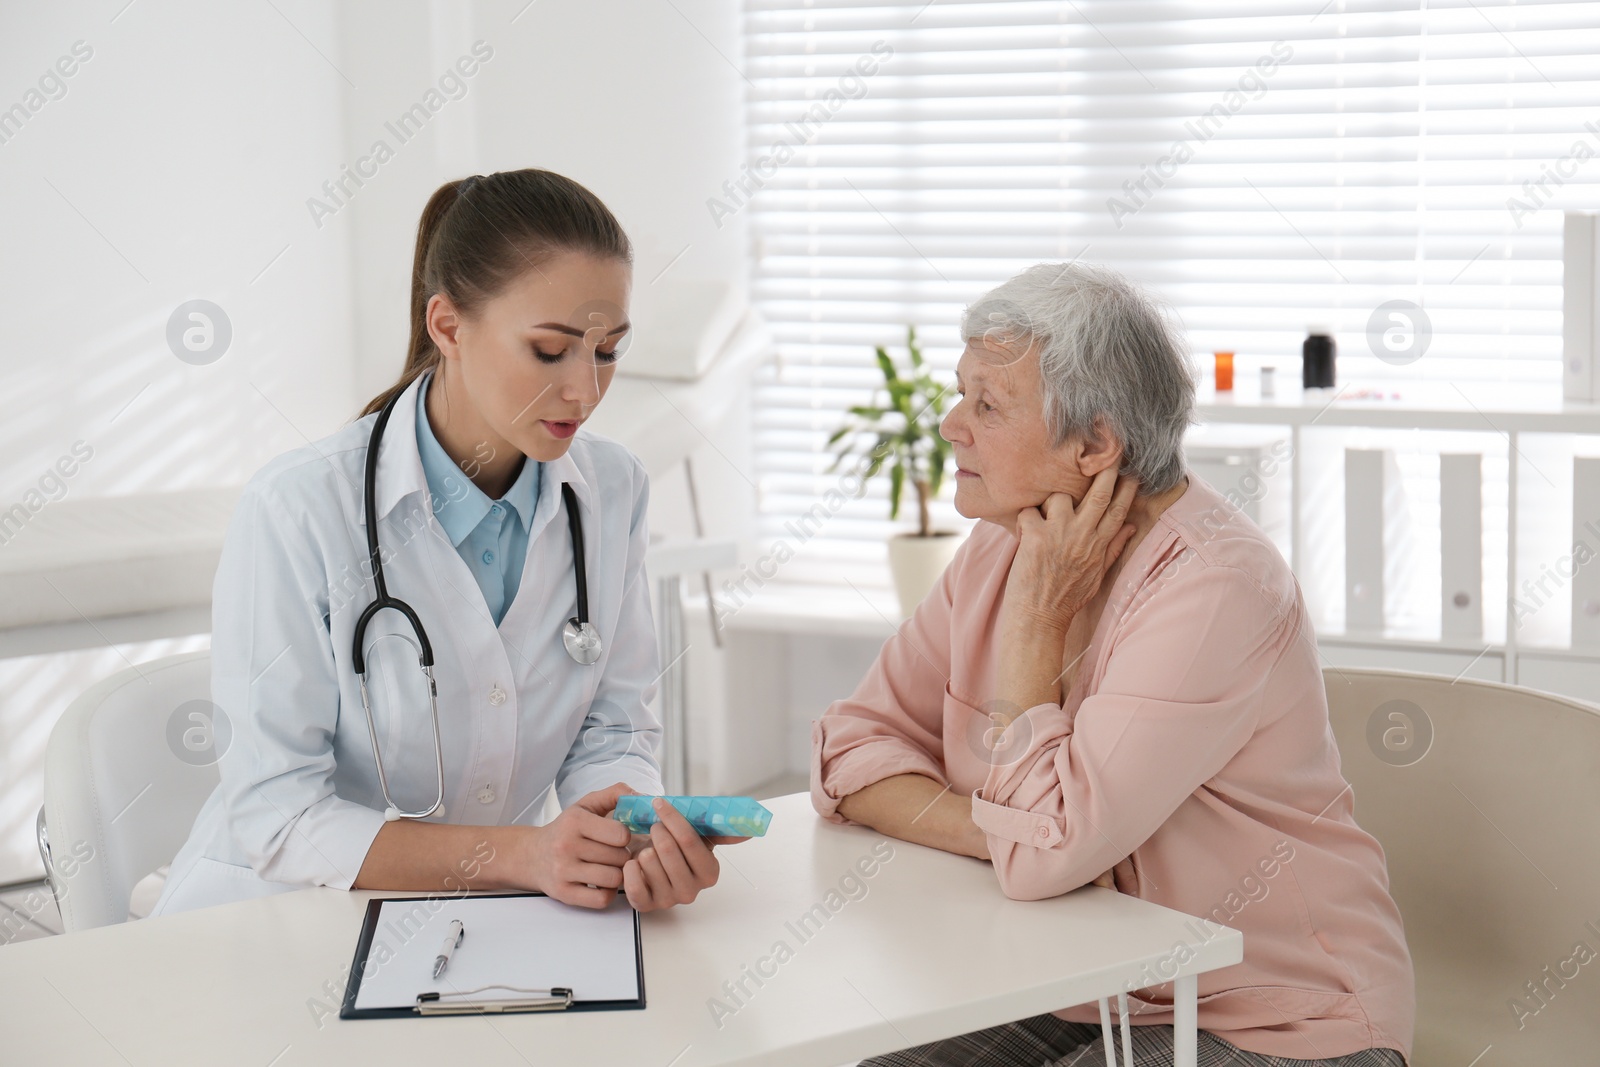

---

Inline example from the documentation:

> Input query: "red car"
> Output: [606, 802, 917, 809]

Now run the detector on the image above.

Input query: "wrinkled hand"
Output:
[622, 797, 750, 913]
[1003, 467, 1139, 635]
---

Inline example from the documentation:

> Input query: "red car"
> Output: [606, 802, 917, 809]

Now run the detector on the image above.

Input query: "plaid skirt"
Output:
[858, 1012, 1407, 1067]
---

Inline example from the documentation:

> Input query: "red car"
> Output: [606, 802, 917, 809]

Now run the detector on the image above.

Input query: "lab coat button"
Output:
[488, 686, 507, 706]
[478, 785, 496, 804]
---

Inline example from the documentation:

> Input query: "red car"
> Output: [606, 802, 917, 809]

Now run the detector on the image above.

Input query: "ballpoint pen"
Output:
[433, 919, 465, 979]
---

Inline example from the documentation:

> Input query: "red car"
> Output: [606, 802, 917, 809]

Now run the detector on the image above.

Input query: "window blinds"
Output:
[741, 0, 1600, 591]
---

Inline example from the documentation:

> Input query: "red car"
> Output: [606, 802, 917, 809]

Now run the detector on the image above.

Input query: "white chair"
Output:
[1322, 668, 1600, 1065]
[37, 650, 217, 931]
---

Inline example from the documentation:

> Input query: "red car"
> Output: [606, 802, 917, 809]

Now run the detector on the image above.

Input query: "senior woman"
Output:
[811, 263, 1413, 1067]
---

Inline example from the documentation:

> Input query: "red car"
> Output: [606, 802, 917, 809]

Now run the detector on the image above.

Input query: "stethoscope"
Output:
[352, 380, 603, 821]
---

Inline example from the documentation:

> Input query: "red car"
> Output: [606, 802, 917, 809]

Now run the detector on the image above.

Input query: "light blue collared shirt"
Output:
[415, 369, 541, 626]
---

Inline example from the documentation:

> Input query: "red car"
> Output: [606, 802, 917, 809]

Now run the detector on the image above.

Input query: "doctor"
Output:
[154, 168, 738, 917]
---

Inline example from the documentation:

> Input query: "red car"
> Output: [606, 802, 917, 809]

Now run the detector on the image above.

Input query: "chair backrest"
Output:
[41, 650, 218, 931]
[1322, 667, 1600, 1065]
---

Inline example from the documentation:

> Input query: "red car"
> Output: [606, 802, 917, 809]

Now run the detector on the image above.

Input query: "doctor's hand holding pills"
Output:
[510, 782, 748, 912]
[616, 792, 752, 912]
[150, 169, 743, 919]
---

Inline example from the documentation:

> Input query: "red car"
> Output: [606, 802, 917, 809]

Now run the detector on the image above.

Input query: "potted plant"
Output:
[827, 326, 966, 617]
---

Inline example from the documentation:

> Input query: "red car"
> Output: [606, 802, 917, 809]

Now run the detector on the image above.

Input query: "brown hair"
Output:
[357, 168, 633, 419]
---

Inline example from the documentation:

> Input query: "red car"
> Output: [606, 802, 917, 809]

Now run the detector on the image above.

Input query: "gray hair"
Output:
[959, 262, 1196, 494]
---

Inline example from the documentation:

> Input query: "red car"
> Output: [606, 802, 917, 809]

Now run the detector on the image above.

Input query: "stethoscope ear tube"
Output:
[561, 482, 589, 628]
[353, 382, 444, 822]
[352, 384, 435, 675]
[560, 482, 603, 666]
[353, 597, 435, 673]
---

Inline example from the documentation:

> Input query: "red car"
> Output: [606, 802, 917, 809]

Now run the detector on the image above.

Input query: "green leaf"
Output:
[875, 346, 900, 385]
[887, 380, 913, 419]
[928, 437, 948, 495]
[865, 433, 894, 478]
[827, 325, 960, 524]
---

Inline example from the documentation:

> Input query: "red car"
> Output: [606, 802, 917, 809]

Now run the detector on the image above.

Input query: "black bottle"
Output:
[1302, 327, 1336, 389]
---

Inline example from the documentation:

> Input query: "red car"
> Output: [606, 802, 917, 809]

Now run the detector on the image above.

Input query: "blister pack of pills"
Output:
[612, 795, 773, 837]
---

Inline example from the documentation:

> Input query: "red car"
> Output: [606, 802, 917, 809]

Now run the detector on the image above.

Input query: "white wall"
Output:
[0, 0, 358, 496]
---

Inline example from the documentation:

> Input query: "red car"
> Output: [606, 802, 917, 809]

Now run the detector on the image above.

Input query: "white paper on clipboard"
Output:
[352, 895, 640, 1011]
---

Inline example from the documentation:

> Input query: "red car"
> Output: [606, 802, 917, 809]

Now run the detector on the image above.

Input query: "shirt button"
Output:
[482, 549, 494, 564]
[478, 784, 496, 805]
[488, 686, 507, 706]
[490, 504, 502, 517]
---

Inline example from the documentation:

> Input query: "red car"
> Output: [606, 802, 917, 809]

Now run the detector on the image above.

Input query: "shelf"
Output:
[1196, 380, 1600, 434]
[702, 587, 1600, 662]
[1319, 633, 1506, 656]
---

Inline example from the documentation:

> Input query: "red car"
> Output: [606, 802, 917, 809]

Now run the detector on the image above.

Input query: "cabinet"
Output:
[1193, 379, 1600, 707]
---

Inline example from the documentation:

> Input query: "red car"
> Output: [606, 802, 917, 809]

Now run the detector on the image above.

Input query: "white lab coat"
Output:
[152, 371, 663, 915]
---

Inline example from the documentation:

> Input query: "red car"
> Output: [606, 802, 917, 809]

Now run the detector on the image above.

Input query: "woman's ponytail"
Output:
[356, 169, 631, 420]
[357, 179, 471, 419]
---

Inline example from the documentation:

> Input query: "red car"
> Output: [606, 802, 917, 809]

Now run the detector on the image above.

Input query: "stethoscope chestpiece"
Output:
[563, 617, 603, 665]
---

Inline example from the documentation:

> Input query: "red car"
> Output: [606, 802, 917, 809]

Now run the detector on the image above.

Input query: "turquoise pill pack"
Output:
[612, 795, 773, 837]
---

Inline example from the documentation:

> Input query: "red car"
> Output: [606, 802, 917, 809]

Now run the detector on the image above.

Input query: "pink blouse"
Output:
[811, 474, 1414, 1062]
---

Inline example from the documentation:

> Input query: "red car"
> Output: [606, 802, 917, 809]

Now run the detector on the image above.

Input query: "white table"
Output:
[0, 793, 1241, 1066]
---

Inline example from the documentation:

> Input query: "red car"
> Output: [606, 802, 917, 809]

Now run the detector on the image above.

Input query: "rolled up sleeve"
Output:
[810, 548, 961, 823]
[213, 479, 386, 891]
[971, 562, 1289, 901]
[556, 459, 664, 806]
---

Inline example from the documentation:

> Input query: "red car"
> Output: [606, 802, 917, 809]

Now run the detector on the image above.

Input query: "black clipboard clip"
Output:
[414, 985, 575, 1015]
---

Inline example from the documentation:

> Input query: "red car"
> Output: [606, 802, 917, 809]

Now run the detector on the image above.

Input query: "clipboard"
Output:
[339, 892, 646, 1018]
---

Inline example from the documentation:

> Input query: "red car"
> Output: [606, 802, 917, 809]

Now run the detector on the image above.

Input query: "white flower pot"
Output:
[887, 531, 967, 618]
